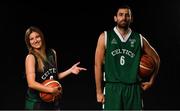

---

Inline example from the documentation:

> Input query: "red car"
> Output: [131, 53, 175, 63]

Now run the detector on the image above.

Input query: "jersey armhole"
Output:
[50, 49, 58, 71]
[139, 34, 143, 49]
[104, 31, 107, 49]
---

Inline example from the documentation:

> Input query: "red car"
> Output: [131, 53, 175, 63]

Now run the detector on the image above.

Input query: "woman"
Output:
[24, 26, 87, 110]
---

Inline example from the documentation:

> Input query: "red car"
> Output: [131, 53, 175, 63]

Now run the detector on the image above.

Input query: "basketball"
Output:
[39, 79, 62, 102]
[139, 54, 155, 77]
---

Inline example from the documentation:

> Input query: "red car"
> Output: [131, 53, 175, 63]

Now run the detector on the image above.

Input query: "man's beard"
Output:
[117, 20, 130, 29]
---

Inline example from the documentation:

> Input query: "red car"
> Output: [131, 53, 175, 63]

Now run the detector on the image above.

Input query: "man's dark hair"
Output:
[113, 4, 132, 16]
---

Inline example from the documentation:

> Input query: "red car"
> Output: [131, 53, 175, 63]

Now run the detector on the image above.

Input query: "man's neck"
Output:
[116, 26, 129, 39]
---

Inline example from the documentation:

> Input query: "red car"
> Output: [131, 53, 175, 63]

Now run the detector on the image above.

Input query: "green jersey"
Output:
[104, 27, 142, 84]
[26, 49, 58, 102]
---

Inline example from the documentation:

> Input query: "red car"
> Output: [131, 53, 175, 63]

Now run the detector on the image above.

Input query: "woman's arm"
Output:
[58, 62, 87, 79]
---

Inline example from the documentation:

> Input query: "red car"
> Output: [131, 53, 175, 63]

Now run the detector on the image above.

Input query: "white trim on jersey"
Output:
[114, 27, 132, 42]
[105, 28, 144, 50]
[103, 74, 105, 109]
[139, 34, 144, 49]
[142, 99, 144, 110]
[104, 31, 107, 49]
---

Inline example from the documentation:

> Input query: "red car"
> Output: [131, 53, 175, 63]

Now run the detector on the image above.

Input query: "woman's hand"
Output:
[50, 86, 61, 96]
[70, 62, 87, 75]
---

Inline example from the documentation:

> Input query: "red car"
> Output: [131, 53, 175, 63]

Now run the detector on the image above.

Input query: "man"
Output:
[94, 5, 160, 110]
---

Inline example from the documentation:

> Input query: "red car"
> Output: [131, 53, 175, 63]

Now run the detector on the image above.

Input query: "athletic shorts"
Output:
[25, 99, 60, 110]
[104, 82, 143, 110]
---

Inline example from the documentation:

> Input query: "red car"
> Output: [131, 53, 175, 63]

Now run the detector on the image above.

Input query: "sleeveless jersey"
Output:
[105, 29, 142, 84]
[26, 49, 58, 102]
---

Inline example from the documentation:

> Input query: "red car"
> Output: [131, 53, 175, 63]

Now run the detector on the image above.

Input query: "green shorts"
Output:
[104, 82, 143, 110]
[25, 98, 60, 110]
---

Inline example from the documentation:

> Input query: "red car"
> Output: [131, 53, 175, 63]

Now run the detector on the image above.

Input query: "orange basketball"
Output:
[139, 54, 155, 77]
[39, 79, 62, 102]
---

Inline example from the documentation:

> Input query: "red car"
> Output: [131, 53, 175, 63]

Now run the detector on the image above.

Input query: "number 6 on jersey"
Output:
[120, 56, 125, 65]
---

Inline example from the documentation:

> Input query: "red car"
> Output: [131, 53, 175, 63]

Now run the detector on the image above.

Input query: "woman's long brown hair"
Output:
[25, 26, 47, 72]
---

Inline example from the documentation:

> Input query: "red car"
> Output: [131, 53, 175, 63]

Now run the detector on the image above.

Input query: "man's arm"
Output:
[95, 32, 105, 103]
[141, 36, 160, 90]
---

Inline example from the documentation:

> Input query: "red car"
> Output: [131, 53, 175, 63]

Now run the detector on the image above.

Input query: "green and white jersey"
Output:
[104, 27, 143, 84]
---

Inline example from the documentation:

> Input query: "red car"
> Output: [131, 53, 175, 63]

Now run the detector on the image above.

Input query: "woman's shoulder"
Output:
[25, 53, 36, 62]
[26, 53, 36, 58]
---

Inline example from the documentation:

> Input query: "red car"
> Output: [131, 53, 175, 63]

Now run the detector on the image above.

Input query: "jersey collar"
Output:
[114, 26, 132, 42]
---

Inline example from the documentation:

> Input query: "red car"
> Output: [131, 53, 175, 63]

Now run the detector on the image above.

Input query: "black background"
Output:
[1, 0, 180, 110]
